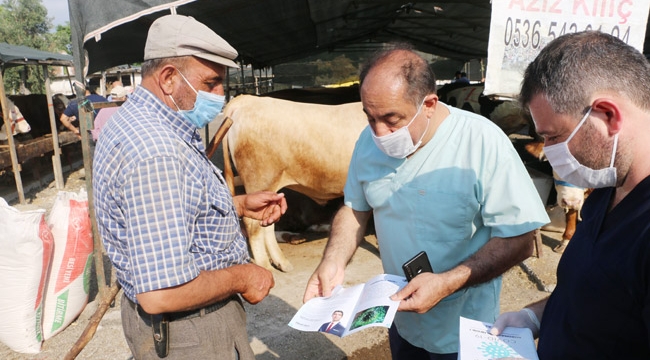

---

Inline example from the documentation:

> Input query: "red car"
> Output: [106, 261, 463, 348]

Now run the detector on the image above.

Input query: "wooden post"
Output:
[43, 64, 65, 189]
[206, 117, 233, 159]
[100, 71, 106, 97]
[78, 98, 108, 292]
[240, 63, 246, 93]
[0, 71, 25, 204]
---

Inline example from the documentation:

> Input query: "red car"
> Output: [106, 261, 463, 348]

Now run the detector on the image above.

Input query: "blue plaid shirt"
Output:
[93, 86, 249, 302]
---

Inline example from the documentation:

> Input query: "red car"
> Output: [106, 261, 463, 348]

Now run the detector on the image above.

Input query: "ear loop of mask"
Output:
[566, 107, 617, 168]
[168, 67, 197, 111]
[608, 132, 618, 167]
[168, 94, 181, 111]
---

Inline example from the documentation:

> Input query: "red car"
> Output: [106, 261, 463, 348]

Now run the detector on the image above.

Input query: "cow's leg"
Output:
[244, 218, 294, 272]
[263, 224, 293, 272]
[563, 209, 578, 240]
[244, 217, 274, 271]
[554, 209, 577, 253]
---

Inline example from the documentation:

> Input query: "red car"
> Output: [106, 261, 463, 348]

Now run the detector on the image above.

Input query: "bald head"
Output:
[360, 44, 436, 106]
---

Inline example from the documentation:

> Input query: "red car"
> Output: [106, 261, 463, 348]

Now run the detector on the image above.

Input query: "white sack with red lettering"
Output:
[42, 189, 93, 340]
[0, 198, 54, 353]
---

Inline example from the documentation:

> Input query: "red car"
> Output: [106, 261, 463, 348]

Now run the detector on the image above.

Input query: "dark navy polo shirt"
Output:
[537, 176, 650, 359]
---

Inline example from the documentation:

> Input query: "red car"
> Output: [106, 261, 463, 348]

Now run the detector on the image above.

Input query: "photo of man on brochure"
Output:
[318, 310, 346, 336]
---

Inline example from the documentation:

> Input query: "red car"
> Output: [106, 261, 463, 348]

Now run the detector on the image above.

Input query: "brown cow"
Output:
[222, 95, 368, 271]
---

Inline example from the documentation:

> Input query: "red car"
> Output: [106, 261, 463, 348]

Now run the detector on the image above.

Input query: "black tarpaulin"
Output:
[69, 0, 650, 82]
[69, 0, 496, 78]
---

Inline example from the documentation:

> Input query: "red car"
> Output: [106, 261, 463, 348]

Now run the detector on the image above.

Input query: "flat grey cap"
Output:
[144, 14, 239, 68]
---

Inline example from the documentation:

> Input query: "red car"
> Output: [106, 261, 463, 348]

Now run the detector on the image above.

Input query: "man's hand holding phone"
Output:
[402, 251, 433, 281]
[392, 251, 445, 313]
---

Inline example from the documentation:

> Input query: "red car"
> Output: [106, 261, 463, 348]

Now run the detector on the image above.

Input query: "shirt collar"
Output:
[131, 86, 200, 145]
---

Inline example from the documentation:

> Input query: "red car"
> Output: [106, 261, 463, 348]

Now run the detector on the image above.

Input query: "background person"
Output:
[93, 14, 286, 359]
[489, 30, 650, 359]
[107, 80, 124, 101]
[60, 85, 107, 138]
[91, 85, 128, 141]
[303, 43, 549, 359]
[452, 70, 462, 82]
[456, 71, 469, 84]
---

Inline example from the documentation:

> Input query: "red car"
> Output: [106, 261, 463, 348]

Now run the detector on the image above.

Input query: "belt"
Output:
[127, 295, 236, 322]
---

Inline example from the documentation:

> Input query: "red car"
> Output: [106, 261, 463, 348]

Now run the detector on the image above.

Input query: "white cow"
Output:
[222, 95, 368, 271]
[0, 97, 31, 141]
[550, 171, 590, 252]
[525, 141, 590, 252]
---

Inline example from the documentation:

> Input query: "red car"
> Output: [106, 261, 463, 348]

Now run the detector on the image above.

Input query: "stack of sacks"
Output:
[0, 188, 93, 353]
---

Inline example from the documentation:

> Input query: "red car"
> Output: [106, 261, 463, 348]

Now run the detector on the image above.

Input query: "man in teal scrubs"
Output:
[303, 44, 549, 359]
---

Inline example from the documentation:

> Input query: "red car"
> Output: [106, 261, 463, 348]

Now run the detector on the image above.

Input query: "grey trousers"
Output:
[121, 293, 254, 360]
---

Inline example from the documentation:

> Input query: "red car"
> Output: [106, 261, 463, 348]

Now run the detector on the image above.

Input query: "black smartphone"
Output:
[402, 251, 433, 281]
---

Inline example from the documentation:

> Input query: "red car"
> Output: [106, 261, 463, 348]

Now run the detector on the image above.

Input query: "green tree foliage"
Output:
[0, 0, 70, 94]
[47, 23, 72, 55]
[314, 54, 358, 86]
[0, 0, 50, 49]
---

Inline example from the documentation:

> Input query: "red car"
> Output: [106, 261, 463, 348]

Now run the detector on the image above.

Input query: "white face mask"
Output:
[371, 99, 429, 158]
[542, 107, 618, 188]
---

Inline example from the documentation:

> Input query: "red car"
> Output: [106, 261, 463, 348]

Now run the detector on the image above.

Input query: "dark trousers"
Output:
[121, 293, 254, 360]
[389, 324, 458, 360]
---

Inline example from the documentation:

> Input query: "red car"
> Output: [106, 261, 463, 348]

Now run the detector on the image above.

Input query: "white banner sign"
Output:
[484, 0, 650, 97]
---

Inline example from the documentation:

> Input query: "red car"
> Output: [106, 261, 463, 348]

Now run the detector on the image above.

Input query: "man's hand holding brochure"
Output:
[459, 316, 538, 360]
[288, 274, 408, 337]
[290, 272, 540, 359]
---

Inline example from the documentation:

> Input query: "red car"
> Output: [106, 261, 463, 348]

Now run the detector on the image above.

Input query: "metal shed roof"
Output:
[70, 1, 504, 75]
[69, 1, 650, 77]
[0, 42, 73, 68]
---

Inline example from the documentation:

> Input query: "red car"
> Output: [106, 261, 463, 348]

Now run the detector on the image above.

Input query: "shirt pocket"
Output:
[206, 171, 235, 217]
[407, 186, 478, 243]
[190, 174, 240, 255]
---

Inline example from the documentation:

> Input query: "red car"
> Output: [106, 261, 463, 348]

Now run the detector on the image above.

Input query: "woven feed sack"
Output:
[0, 198, 54, 353]
[42, 189, 93, 340]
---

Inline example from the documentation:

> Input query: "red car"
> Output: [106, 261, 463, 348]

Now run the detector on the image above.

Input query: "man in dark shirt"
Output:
[59, 85, 107, 137]
[490, 31, 650, 359]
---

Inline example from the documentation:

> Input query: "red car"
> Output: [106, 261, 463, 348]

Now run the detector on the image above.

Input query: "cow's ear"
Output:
[590, 98, 622, 135]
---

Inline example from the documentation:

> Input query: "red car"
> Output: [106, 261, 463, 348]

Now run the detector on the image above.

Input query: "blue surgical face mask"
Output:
[168, 69, 225, 129]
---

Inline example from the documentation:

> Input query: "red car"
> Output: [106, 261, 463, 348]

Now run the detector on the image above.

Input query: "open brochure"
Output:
[288, 274, 408, 337]
[459, 316, 539, 360]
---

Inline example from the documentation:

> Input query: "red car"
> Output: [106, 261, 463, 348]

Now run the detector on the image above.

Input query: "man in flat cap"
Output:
[93, 14, 287, 359]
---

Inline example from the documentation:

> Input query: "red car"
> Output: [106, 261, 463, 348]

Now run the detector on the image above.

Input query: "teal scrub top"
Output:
[344, 104, 549, 353]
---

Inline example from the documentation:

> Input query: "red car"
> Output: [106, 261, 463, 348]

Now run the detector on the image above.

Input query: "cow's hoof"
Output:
[280, 232, 307, 245]
[276, 231, 306, 244]
[274, 261, 294, 272]
[288, 237, 307, 245]
[553, 240, 569, 254]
